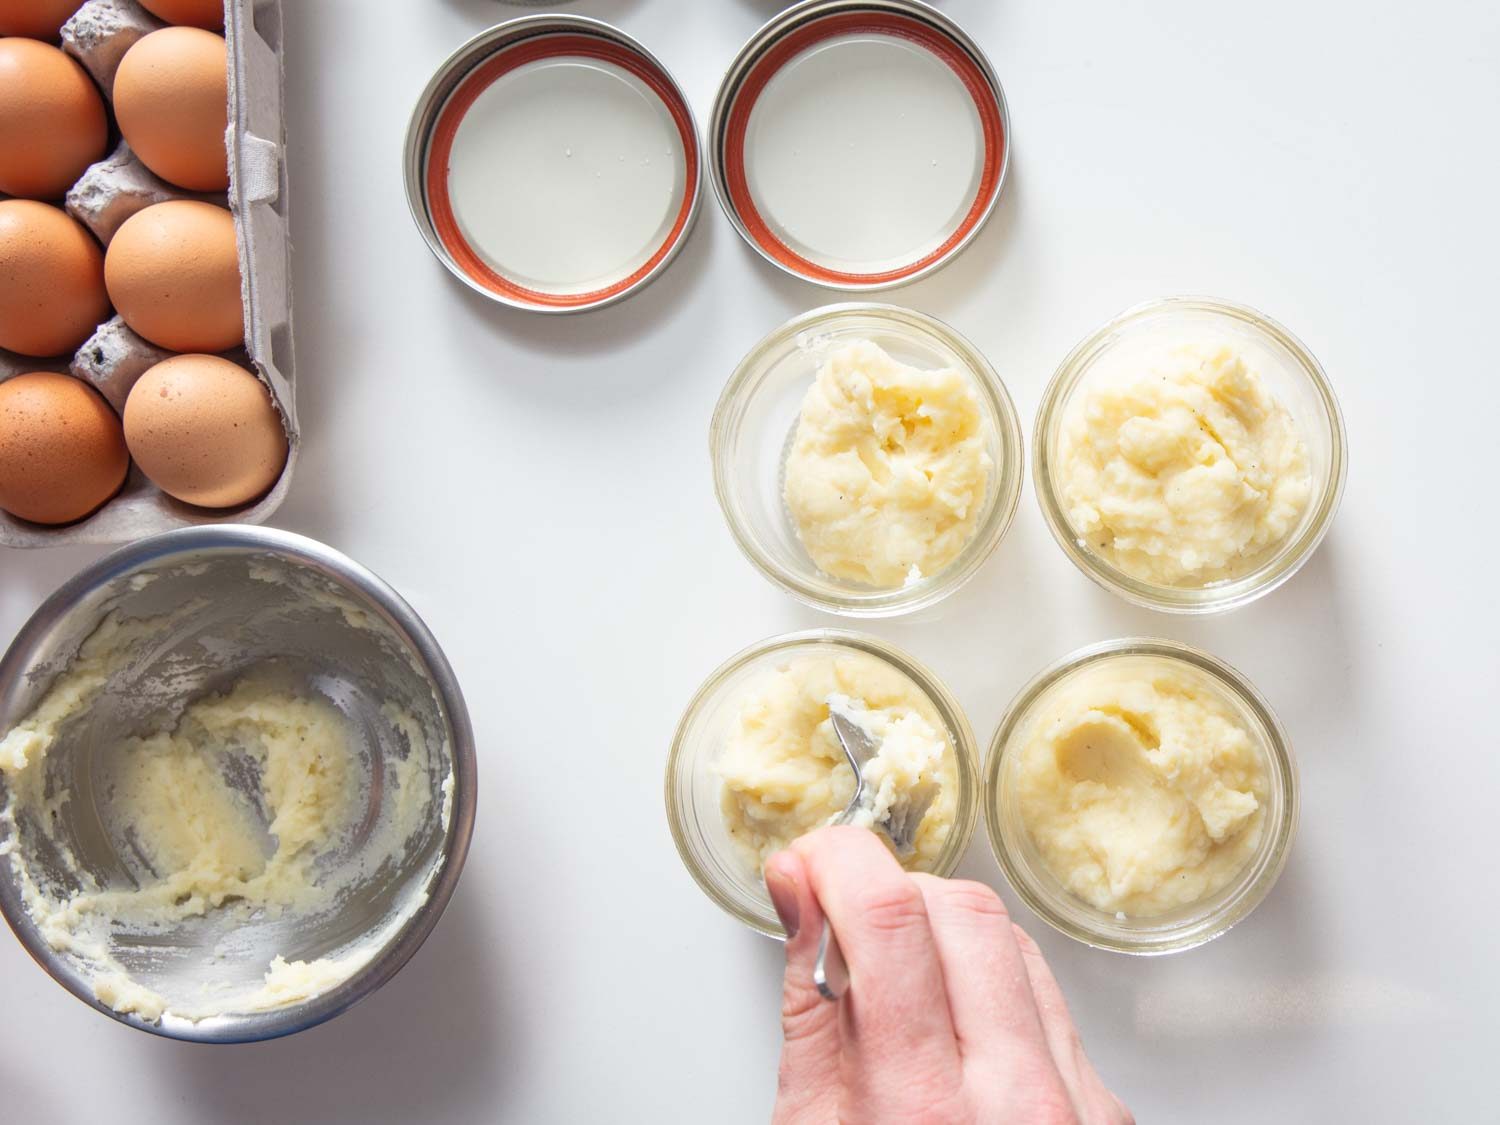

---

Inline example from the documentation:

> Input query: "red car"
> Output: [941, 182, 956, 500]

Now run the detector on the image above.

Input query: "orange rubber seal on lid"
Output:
[425, 34, 699, 310]
[721, 12, 1005, 287]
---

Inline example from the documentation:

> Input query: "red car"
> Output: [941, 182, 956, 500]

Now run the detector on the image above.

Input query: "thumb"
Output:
[766, 850, 840, 1125]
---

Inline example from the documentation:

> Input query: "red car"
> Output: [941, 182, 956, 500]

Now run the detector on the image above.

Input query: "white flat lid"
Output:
[746, 34, 984, 275]
[425, 34, 699, 310]
[718, 8, 1007, 288]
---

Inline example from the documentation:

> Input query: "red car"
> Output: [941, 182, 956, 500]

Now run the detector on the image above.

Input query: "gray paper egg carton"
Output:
[0, 0, 296, 548]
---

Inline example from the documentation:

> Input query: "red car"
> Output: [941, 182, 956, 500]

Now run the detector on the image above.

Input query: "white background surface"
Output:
[2, 1, 1497, 1121]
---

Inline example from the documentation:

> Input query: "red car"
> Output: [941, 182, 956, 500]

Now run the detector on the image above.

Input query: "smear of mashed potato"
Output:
[88, 679, 355, 916]
[1057, 345, 1310, 585]
[0, 607, 440, 1022]
[718, 650, 956, 875]
[784, 340, 992, 587]
[1015, 658, 1269, 917]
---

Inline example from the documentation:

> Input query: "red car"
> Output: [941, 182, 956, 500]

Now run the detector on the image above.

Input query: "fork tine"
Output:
[885, 782, 938, 858]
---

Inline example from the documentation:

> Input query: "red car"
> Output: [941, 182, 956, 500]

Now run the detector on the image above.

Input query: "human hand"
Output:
[764, 826, 1131, 1125]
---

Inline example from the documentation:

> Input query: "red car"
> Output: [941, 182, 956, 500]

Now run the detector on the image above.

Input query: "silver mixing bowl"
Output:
[0, 526, 476, 1042]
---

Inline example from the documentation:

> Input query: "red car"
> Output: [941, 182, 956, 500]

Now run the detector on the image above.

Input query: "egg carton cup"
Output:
[0, 0, 297, 548]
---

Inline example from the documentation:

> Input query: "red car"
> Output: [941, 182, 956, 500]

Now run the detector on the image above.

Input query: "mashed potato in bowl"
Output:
[1057, 344, 1311, 587]
[718, 648, 958, 877]
[0, 609, 444, 1022]
[783, 339, 993, 588]
[668, 630, 982, 936]
[1013, 654, 1271, 918]
[0, 545, 462, 1029]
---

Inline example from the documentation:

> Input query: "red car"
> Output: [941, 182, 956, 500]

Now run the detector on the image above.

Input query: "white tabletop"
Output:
[3, 1, 1496, 1120]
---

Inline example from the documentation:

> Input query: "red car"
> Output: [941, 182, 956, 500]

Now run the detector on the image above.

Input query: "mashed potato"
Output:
[1015, 657, 1269, 917]
[0, 607, 439, 1022]
[718, 650, 957, 875]
[783, 339, 992, 587]
[1057, 345, 1310, 585]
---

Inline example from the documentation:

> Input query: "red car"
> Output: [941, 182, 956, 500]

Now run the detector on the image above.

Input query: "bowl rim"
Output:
[1031, 295, 1349, 615]
[0, 524, 478, 1042]
[709, 301, 1025, 618]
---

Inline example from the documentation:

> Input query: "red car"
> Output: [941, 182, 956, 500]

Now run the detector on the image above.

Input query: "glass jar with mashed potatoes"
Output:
[667, 630, 979, 936]
[1033, 297, 1347, 613]
[985, 638, 1298, 953]
[711, 304, 1024, 617]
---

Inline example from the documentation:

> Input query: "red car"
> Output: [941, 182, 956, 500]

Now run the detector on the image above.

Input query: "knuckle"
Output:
[780, 999, 834, 1051]
[780, 981, 827, 1037]
[938, 879, 1011, 924]
[851, 878, 930, 937]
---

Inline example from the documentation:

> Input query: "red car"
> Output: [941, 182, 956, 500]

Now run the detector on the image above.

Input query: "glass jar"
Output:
[711, 303, 1023, 617]
[984, 637, 1298, 954]
[1033, 296, 1347, 613]
[667, 629, 980, 936]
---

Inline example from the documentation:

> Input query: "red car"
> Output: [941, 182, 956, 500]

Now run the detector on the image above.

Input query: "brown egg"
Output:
[113, 27, 228, 192]
[124, 355, 286, 508]
[105, 200, 243, 353]
[0, 1, 82, 40]
[138, 0, 224, 31]
[0, 200, 111, 357]
[0, 372, 128, 525]
[0, 38, 108, 199]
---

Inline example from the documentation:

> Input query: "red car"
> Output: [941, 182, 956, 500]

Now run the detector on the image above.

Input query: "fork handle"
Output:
[814, 918, 848, 1001]
[814, 796, 862, 1001]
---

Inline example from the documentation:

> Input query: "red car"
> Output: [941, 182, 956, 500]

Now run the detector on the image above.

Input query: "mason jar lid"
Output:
[405, 15, 701, 314]
[708, 0, 1010, 290]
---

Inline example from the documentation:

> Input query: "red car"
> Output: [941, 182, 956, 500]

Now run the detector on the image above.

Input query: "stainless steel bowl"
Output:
[0, 526, 477, 1042]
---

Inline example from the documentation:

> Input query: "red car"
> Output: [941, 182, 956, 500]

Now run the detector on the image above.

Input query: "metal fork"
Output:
[812, 701, 939, 1002]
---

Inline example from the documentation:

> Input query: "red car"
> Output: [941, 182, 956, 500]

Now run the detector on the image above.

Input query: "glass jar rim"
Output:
[710, 302, 1025, 618]
[983, 636, 1300, 954]
[1032, 295, 1348, 614]
[667, 628, 982, 936]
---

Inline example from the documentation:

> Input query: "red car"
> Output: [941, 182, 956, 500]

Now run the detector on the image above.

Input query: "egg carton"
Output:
[0, 0, 297, 548]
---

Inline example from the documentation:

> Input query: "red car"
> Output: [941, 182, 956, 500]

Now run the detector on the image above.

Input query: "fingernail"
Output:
[765, 862, 800, 940]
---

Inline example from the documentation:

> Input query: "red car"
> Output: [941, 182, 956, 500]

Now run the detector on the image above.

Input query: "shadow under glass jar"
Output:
[984, 637, 1298, 954]
[667, 629, 980, 937]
